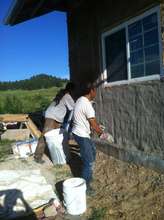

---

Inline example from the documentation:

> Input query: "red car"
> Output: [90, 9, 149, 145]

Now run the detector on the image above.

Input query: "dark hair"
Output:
[65, 82, 75, 92]
[80, 82, 96, 96]
[53, 82, 75, 105]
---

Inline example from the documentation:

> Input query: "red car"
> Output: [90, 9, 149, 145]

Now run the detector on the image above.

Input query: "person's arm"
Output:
[88, 118, 103, 137]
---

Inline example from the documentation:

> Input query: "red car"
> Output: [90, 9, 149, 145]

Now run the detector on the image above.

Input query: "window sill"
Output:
[103, 74, 161, 88]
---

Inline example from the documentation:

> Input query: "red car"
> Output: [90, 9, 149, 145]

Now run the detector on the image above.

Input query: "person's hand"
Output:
[100, 132, 114, 143]
[99, 124, 105, 131]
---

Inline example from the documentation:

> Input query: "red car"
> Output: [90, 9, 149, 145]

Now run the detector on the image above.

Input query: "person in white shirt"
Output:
[34, 82, 75, 163]
[72, 83, 103, 192]
[45, 92, 74, 124]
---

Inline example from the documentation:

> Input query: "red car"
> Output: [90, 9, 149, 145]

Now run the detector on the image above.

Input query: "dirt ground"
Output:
[87, 150, 164, 220]
[57, 145, 164, 220]
[0, 143, 164, 220]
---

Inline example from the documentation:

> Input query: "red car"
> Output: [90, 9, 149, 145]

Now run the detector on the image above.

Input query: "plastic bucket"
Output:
[63, 178, 87, 215]
[44, 128, 69, 164]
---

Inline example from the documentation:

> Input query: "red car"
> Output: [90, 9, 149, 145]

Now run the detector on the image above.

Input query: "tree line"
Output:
[0, 74, 67, 90]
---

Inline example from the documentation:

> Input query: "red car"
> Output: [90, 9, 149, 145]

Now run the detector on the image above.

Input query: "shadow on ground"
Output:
[0, 189, 37, 220]
[68, 144, 82, 178]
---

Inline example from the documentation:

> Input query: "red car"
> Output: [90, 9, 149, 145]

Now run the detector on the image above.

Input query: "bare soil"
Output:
[87, 150, 164, 220]
[0, 142, 164, 220]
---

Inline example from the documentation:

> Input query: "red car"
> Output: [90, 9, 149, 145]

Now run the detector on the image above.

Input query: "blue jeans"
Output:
[73, 134, 96, 186]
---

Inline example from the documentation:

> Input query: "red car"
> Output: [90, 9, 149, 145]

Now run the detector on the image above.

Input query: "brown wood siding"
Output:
[68, 0, 160, 85]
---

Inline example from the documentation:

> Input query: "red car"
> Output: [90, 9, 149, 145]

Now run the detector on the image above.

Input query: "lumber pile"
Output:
[0, 114, 41, 139]
[26, 118, 41, 138]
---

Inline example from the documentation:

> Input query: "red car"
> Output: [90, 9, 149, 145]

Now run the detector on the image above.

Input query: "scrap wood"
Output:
[0, 114, 41, 139]
[1, 129, 31, 141]
[33, 202, 48, 214]
[0, 114, 78, 142]
[0, 114, 28, 122]
[26, 118, 41, 138]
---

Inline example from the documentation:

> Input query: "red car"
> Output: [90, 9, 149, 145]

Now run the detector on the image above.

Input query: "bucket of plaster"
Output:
[63, 178, 87, 215]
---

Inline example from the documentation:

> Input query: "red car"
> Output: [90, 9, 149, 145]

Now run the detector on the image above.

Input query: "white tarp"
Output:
[12, 138, 38, 158]
[0, 170, 58, 219]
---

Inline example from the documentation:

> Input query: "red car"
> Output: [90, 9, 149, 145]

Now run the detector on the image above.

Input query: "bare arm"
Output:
[88, 118, 103, 137]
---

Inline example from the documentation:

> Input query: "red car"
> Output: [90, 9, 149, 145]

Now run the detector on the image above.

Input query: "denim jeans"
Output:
[73, 134, 96, 186]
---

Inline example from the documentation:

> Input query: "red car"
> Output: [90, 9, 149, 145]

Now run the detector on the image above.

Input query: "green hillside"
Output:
[0, 87, 61, 114]
[0, 74, 67, 91]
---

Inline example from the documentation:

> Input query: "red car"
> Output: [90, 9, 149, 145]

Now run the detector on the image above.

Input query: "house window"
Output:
[102, 6, 161, 85]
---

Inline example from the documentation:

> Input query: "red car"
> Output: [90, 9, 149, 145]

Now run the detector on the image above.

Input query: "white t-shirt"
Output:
[72, 96, 95, 138]
[45, 93, 75, 123]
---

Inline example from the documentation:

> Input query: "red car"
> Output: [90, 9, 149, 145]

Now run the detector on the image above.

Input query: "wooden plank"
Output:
[26, 118, 41, 138]
[0, 114, 28, 122]
[1, 129, 30, 141]
[0, 114, 41, 139]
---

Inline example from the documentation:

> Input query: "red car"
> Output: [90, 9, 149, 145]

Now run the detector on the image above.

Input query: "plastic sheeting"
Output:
[12, 138, 38, 158]
[0, 170, 58, 219]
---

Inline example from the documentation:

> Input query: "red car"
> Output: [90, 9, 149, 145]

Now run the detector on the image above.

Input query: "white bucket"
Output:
[44, 128, 69, 164]
[63, 178, 87, 215]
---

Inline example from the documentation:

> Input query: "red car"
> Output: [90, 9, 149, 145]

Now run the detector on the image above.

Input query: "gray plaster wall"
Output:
[67, 0, 164, 159]
[96, 80, 164, 159]
[161, 2, 164, 65]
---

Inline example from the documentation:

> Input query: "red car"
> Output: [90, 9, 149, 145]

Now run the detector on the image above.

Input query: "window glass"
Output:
[131, 64, 144, 78]
[130, 49, 144, 65]
[144, 29, 159, 46]
[145, 60, 160, 75]
[128, 11, 159, 78]
[145, 45, 159, 62]
[105, 28, 127, 82]
[143, 13, 158, 31]
[103, 9, 160, 84]
[129, 35, 143, 51]
[128, 20, 142, 38]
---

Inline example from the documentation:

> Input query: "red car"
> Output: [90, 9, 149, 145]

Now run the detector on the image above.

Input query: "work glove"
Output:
[100, 132, 114, 143]
[99, 124, 105, 131]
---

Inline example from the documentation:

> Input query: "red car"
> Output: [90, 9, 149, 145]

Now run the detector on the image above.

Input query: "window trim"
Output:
[101, 5, 162, 87]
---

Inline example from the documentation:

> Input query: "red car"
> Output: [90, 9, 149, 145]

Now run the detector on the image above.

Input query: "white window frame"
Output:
[101, 5, 162, 87]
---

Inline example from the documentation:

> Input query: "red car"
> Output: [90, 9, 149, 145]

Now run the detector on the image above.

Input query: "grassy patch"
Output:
[0, 86, 61, 113]
[0, 139, 13, 162]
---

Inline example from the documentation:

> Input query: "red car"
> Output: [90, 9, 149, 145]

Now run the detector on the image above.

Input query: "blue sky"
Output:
[0, 0, 69, 82]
